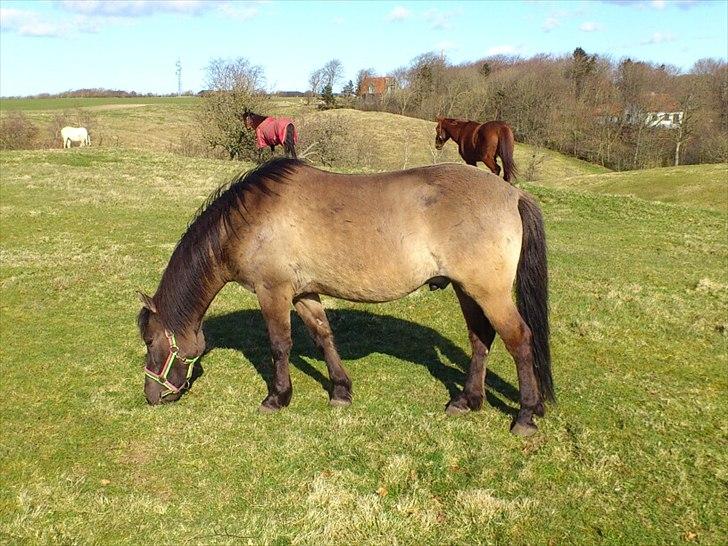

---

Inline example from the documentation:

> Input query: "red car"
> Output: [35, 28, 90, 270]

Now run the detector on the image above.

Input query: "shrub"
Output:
[0, 112, 38, 150]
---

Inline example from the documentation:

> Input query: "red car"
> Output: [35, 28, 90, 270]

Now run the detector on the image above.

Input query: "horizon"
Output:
[0, 0, 726, 97]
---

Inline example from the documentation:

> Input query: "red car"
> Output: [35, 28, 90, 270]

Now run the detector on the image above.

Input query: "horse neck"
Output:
[153, 243, 228, 336]
[444, 119, 463, 142]
[248, 114, 268, 129]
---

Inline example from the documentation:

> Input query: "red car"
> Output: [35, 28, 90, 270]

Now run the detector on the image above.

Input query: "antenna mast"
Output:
[175, 58, 182, 96]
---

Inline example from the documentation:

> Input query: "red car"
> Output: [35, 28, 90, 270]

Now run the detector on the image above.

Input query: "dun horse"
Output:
[137, 159, 553, 435]
[435, 118, 517, 183]
[240, 110, 298, 158]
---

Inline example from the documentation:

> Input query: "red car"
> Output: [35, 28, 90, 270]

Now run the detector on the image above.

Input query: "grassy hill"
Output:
[539, 163, 728, 213]
[1, 147, 725, 544]
[2, 97, 609, 181]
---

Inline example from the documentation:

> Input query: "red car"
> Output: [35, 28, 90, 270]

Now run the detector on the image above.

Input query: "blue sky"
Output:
[0, 0, 726, 96]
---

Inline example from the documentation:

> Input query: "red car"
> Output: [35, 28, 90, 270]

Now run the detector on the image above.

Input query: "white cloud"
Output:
[485, 45, 522, 56]
[579, 21, 601, 32]
[0, 7, 98, 37]
[386, 6, 411, 22]
[60, 0, 216, 17]
[641, 31, 677, 44]
[542, 16, 560, 31]
[602, 0, 702, 9]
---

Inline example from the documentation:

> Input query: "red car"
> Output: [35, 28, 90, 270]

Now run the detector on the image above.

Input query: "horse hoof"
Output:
[258, 403, 281, 414]
[446, 403, 470, 416]
[329, 398, 351, 408]
[510, 421, 538, 437]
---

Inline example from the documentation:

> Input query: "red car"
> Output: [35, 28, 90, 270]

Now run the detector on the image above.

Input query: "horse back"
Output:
[232, 163, 523, 301]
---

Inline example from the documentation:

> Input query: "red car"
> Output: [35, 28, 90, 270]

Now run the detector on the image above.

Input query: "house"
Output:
[596, 92, 683, 129]
[358, 76, 396, 101]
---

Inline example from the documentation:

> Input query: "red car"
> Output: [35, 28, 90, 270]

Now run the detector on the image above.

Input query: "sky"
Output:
[0, 0, 726, 97]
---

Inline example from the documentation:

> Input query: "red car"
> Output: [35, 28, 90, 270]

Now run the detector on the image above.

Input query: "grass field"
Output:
[0, 96, 201, 111]
[1, 144, 726, 544]
[540, 164, 728, 213]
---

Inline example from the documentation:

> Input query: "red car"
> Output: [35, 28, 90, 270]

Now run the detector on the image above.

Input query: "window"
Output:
[673, 113, 680, 124]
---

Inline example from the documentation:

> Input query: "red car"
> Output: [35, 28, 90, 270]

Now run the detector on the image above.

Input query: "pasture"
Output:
[0, 105, 726, 543]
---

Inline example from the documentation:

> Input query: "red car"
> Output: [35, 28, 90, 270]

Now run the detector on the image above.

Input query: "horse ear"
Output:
[137, 291, 157, 313]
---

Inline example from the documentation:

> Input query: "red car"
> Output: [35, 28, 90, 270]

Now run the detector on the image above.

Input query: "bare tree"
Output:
[322, 59, 344, 90]
[199, 57, 266, 160]
[308, 68, 325, 104]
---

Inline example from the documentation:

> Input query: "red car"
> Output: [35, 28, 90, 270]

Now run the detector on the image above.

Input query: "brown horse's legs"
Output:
[294, 294, 352, 406]
[446, 285, 496, 415]
[466, 288, 543, 435]
[484, 156, 501, 177]
[257, 285, 294, 413]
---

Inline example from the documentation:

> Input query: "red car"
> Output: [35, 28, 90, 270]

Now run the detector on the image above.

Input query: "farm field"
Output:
[1, 143, 726, 544]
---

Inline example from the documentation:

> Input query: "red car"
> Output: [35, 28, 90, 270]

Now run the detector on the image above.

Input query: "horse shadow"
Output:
[202, 308, 519, 416]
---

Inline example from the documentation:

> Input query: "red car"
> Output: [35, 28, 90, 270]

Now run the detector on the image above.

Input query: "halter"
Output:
[144, 330, 199, 399]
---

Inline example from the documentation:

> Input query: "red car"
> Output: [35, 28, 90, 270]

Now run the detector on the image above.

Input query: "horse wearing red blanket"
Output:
[240, 110, 298, 159]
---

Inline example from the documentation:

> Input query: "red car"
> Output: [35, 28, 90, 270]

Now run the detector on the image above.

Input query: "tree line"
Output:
[359, 50, 726, 170]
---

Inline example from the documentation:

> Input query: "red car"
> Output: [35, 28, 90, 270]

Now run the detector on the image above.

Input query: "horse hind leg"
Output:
[483, 145, 501, 176]
[294, 294, 352, 406]
[446, 285, 496, 415]
[460, 286, 544, 436]
[256, 284, 295, 413]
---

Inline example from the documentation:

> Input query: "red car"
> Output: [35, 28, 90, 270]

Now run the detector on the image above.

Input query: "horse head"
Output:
[434, 117, 450, 150]
[137, 292, 205, 405]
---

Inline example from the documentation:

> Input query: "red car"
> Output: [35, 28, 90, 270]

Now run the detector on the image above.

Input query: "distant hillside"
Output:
[537, 164, 727, 213]
[2, 96, 611, 180]
[298, 109, 609, 180]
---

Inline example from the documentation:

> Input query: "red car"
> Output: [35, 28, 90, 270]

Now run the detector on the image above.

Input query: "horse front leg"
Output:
[256, 284, 294, 413]
[294, 294, 352, 406]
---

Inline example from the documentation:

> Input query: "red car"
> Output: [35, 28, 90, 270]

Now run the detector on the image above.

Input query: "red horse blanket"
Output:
[255, 117, 298, 149]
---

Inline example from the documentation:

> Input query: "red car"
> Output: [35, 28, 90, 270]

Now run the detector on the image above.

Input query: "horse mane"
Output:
[144, 157, 302, 333]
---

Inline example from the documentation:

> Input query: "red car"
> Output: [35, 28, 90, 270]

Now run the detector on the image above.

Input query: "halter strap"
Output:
[144, 330, 199, 399]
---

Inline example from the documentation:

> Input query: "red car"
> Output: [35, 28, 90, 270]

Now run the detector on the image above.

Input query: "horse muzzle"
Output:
[144, 376, 183, 405]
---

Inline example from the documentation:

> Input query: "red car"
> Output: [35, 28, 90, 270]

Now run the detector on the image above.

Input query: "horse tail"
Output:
[516, 193, 554, 403]
[284, 123, 297, 159]
[497, 124, 518, 183]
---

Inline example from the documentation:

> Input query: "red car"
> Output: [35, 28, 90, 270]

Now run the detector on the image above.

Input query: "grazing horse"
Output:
[435, 118, 517, 183]
[137, 158, 553, 436]
[61, 126, 90, 148]
[240, 110, 298, 159]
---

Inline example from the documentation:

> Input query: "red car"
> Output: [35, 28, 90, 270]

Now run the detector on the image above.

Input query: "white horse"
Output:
[61, 126, 90, 148]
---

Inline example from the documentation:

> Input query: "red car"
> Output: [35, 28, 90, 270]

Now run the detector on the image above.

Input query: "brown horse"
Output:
[240, 110, 298, 158]
[435, 117, 518, 183]
[137, 158, 553, 435]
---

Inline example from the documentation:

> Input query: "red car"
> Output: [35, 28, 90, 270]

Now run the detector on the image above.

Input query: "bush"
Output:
[198, 57, 267, 161]
[0, 112, 38, 150]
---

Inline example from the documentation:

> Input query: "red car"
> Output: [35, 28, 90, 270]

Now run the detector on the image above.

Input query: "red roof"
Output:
[359, 77, 393, 96]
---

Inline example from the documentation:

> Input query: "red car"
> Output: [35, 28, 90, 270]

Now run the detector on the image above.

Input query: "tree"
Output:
[308, 68, 325, 104]
[321, 84, 335, 107]
[568, 47, 596, 99]
[341, 80, 355, 97]
[198, 57, 266, 160]
[322, 59, 344, 90]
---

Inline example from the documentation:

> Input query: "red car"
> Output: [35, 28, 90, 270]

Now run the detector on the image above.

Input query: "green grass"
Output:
[1, 147, 726, 544]
[539, 163, 728, 213]
[0, 96, 200, 111]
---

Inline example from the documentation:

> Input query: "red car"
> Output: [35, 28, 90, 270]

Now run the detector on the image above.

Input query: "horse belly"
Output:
[299, 233, 438, 303]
